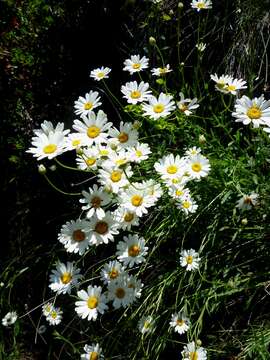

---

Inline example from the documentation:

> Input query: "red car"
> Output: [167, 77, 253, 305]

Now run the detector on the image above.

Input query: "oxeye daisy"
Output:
[142, 92, 176, 120]
[73, 110, 112, 145]
[154, 154, 187, 181]
[191, 0, 212, 11]
[90, 66, 111, 81]
[81, 343, 104, 360]
[74, 91, 102, 117]
[127, 142, 152, 163]
[181, 341, 207, 360]
[236, 192, 259, 210]
[58, 218, 91, 255]
[169, 312, 190, 335]
[27, 131, 66, 160]
[210, 73, 233, 93]
[80, 184, 112, 219]
[107, 277, 134, 309]
[113, 207, 140, 230]
[168, 186, 190, 201]
[123, 55, 149, 74]
[49, 261, 82, 295]
[116, 234, 148, 268]
[64, 132, 87, 151]
[121, 81, 152, 104]
[177, 92, 199, 116]
[184, 146, 202, 157]
[151, 64, 172, 76]
[75, 285, 108, 321]
[100, 260, 126, 284]
[46, 306, 63, 326]
[109, 121, 139, 148]
[224, 77, 247, 95]
[102, 148, 130, 168]
[232, 95, 270, 128]
[98, 165, 133, 194]
[177, 196, 198, 215]
[2, 312, 17, 327]
[186, 154, 211, 179]
[87, 212, 119, 246]
[76, 147, 99, 171]
[138, 315, 155, 335]
[33, 120, 70, 137]
[127, 274, 144, 299]
[180, 249, 201, 271]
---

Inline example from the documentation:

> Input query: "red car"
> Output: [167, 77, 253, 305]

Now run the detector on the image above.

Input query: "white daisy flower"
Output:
[151, 64, 172, 76]
[2, 311, 17, 327]
[49, 261, 82, 295]
[138, 315, 155, 335]
[210, 73, 233, 93]
[191, 0, 212, 11]
[169, 312, 190, 334]
[109, 121, 139, 148]
[127, 274, 144, 298]
[121, 81, 152, 104]
[184, 146, 202, 157]
[95, 144, 115, 159]
[107, 277, 134, 309]
[74, 91, 101, 117]
[116, 234, 148, 268]
[80, 184, 112, 219]
[42, 302, 54, 317]
[90, 66, 111, 81]
[75, 285, 108, 321]
[177, 92, 199, 116]
[119, 183, 155, 217]
[224, 77, 247, 95]
[103, 148, 130, 168]
[33, 120, 70, 137]
[58, 219, 92, 255]
[87, 212, 119, 246]
[137, 179, 163, 202]
[98, 165, 133, 194]
[123, 55, 149, 74]
[63, 132, 87, 151]
[177, 196, 198, 215]
[100, 260, 126, 284]
[186, 154, 211, 179]
[142, 93, 176, 120]
[127, 142, 152, 163]
[27, 131, 66, 161]
[180, 249, 201, 271]
[73, 110, 112, 145]
[232, 95, 270, 128]
[181, 341, 207, 360]
[236, 192, 259, 210]
[154, 154, 187, 181]
[46, 307, 63, 326]
[76, 147, 99, 171]
[113, 207, 140, 230]
[81, 343, 104, 360]
[168, 186, 190, 201]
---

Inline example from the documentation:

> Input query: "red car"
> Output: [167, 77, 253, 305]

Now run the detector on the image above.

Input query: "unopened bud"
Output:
[196, 339, 202, 347]
[38, 164, 46, 174]
[178, 2, 184, 8]
[199, 134, 206, 144]
[76, 147, 83, 155]
[133, 120, 141, 130]
[149, 36, 156, 46]
[241, 218, 248, 225]
[49, 164, 57, 172]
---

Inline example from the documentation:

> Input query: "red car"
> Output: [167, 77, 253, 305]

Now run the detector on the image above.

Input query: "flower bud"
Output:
[149, 36, 156, 46]
[178, 2, 184, 9]
[241, 218, 248, 225]
[38, 164, 46, 174]
[199, 134, 206, 144]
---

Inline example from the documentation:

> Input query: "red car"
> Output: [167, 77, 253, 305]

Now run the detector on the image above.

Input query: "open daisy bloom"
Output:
[181, 341, 207, 360]
[169, 312, 190, 334]
[123, 55, 149, 74]
[121, 80, 152, 104]
[177, 196, 198, 215]
[87, 212, 119, 246]
[75, 285, 108, 321]
[142, 92, 176, 120]
[2, 311, 18, 327]
[109, 121, 139, 148]
[107, 277, 135, 309]
[100, 260, 126, 284]
[186, 154, 211, 179]
[232, 95, 270, 128]
[191, 0, 212, 11]
[49, 261, 82, 295]
[154, 154, 187, 181]
[90, 66, 111, 81]
[45, 306, 63, 326]
[74, 90, 102, 117]
[80, 184, 112, 219]
[116, 234, 148, 268]
[180, 249, 201, 271]
[81, 343, 104, 360]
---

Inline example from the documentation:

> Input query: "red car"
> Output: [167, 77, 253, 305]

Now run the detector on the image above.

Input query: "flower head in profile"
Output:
[2, 311, 17, 327]
[81, 343, 104, 360]
[191, 0, 212, 11]
[123, 55, 149, 74]
[181, 341, 207, 360]
[236, 192, 259, 211]
[177, 92, 199, 116]
[90, 66, 111, 81]
[142, 93, 176, 120]
[180, 249, 201, 271]
[151, 64, 172, 77]
[138, 315, 155, 335]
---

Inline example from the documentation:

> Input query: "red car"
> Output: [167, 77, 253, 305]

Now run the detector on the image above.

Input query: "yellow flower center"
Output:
[84, 102, 93, 110]
[172, 178, 179, 184]
[51, 311, 57, 319]
[183, 201, 191, 209]
[91, 196, 102, 208]
[116, 159, 126, 166]
[115, 287, 125, 299]
[97, 71, 105, 78]
[100, 149, 109, 156]
[176, 319, 185, 326]
[191, 162, 202, 172]
[217, 81, 225, 89]
[94, 221, 108, 235]
[124, 212, 134, 222]
[167, 165, 178, 174]
[90, 352, 99, 360]
[190, 352, 198, 360]
[87, 296, 99, 309]
[136, 150, 143, 157]
[86, 158, 96, 166]
[197, 2, 206, 8]
[130, 90, 141, 99]
[153, 104, 165, 113]
[60, 272, 72, 284]
[128, 245, 141, 257]
[227, 85, 236, 91]
[186, 255, 193, 264]
[246, 106, 262, 119]
[109, 268, 119, 279]
[72, 139, 81, 146]
[132, 63, 141, 69]
[87, 126, 100, 138]
[176, 189, 183, 196]
[110, 170, 122, 182]
[131, 195, 143, 207]
[72, 229, 86, 242]
[43, 144, 57, 154]
[144, 320, 151, 329]
[159, 67, 167, 75]
[118, 132, 129, 143]
[244, 197, 252, 204]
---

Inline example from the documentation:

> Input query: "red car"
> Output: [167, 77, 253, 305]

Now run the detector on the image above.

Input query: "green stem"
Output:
[43, 174, 80, 196]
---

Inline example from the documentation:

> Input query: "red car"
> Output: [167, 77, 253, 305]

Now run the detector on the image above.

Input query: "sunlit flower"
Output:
[151, 64, 172, 76]
[49, 261, 82, 295]
[236, 192, 259, 210]
[109, 121, 139, 148]
[98, 165, 133, 194]
[116, 234, 148, 268]
[168, 185, 190, 201]
[74, 91, 102, 117]
[76, 147, 99, 171]
[170, 312, 190, 334]
[181, 341, 207, 360]
[113, 207, 140, 230]
[138, 315, 155, 335]
[121, 81, 152, 104]
[58, 219, 91, 255]
[27, 131, 66, 160]
[100, 260, 126, 284]
[2, 311, 17, 327]
[80, 184, 112, 219]
[191, 0, 212, 11]
[81, 343, 104, 360]
[154, 154, 187, 180]
[224, 77, 247, 95]
[123, 55, 149, 74]
[87, 212, 120, 246]
[33, 120, 70, 137]
[90, 66, 111, 81]
[177, 92, 199, 116]
[127, 274, 144, 299]
[186, 154, 211, 179]
[184, 146, 202, 157]
[64, 132, 87, 151]
[177, 196, 198, 215]
[180, 249, 201, 271]
[142, 93, 176, 120]
[75, 285, 108, 321]
[127, 142, 152, 163]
